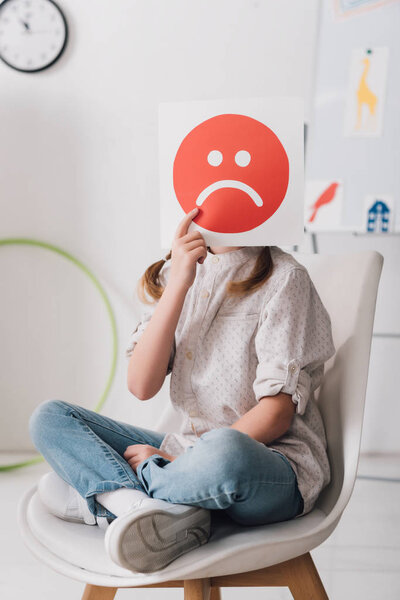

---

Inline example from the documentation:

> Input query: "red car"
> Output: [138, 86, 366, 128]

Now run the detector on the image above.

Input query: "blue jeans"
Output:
[29, 400, 304, 527]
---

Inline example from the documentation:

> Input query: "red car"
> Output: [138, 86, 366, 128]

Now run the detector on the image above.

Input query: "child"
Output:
[30, 206, 336, 574]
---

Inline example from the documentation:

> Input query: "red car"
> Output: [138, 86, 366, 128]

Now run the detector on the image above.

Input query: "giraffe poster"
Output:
[304, 180, 344, 231]
[159, 97, 305, 250]
[343, 47, 389, 137]
[333, 0, 400, 20]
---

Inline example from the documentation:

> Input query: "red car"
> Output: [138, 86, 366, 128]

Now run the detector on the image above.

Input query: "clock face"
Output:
[0, 0, 67, 72]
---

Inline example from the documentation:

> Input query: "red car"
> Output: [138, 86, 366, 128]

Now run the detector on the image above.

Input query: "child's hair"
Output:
[137, 246, 274, 304]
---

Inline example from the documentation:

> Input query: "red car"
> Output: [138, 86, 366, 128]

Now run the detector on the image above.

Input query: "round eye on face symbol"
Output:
[235, 150, 251, 167]
[207, 150, 223, 167]
[173, 113, 290, 234]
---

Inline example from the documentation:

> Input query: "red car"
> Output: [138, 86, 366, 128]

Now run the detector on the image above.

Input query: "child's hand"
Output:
[169, 207, 207, 292]
[123, 444, 176, 472]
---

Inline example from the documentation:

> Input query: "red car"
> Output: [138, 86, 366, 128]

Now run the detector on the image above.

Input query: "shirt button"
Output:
[186, 350, 193, 360]
[201, 290, 210, 298]
[290, 365, 298, 373]
[212, 256, 219, 263]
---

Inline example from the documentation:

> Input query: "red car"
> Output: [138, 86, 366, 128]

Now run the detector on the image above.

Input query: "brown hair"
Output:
[137, 246, 273, 304]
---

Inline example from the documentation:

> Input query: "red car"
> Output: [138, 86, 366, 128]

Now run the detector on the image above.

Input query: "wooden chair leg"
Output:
[79, 553, 326, 600]
[286, 552, 328, 600]
[184, 578, 211, 600]
[81, 584, 118, 600]
[210, 587, 221, 600]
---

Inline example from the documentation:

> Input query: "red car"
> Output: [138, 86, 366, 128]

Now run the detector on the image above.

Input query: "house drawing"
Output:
[367, 199, 390, 232]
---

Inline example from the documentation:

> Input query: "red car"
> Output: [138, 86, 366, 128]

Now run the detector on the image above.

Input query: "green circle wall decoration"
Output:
[0, 238, 118, 471]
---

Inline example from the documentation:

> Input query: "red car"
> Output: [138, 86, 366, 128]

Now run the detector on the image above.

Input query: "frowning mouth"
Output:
[195, 180, 263, 207]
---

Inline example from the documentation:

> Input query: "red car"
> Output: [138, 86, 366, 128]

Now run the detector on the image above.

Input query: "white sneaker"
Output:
[104, 496, 211, 573]
[38, 472, 109, 528]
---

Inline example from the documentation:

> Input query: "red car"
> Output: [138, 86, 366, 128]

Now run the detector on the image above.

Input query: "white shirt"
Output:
[126, 245, 336, 516]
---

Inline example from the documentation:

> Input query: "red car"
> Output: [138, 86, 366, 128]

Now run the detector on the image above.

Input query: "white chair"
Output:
[18, 249, 384, 600]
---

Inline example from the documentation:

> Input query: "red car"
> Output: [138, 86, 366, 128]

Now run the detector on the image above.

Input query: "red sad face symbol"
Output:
[173, 113, 289, 233]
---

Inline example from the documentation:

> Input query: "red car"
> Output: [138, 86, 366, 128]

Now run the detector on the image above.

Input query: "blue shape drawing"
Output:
[367, 200, 390, 232]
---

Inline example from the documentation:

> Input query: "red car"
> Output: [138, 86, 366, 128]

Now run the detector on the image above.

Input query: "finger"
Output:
[180, 230, 204, 243]
[124, 446, 140, 459]
[174, 208, 199, 240]
[198, 245, 210, 264]
[127, 458, 138, 471]
[195, 246, 207, 264]
[124, 443, 147, 453]
[189, 241, 207, 263]
[125, 444, 140, 451]
[184, 238, 207, 252]
[189, 246, 207, 261]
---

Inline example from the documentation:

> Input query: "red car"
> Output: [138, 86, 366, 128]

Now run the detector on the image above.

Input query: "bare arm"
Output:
[128, 207, 207, 400]
[127, 283, 187, 399]
[229, 392, 295, 445]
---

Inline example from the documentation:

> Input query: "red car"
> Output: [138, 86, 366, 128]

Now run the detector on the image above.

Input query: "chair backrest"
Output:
[294, 249, 383, 518]
[156, 249, 384, 520]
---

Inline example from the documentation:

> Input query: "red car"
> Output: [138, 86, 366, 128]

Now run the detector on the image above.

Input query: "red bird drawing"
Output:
[308, 182, 339, 223]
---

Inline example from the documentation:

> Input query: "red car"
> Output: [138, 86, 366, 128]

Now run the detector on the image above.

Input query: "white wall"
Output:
[0, 0, 320, 451]
[303, 0, 400, 453]
[306, 1, 400, 229]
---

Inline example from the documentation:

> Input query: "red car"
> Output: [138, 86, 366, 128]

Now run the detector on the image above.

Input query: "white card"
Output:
[159, 97, 305, 250]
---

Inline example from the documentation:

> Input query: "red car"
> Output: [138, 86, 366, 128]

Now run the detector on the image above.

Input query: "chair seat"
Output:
[19, 485, 337, 587]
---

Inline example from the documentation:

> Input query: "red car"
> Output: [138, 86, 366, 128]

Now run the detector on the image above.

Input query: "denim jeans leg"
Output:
[29, 400, 166, 518]
[136, 427, 304, 526]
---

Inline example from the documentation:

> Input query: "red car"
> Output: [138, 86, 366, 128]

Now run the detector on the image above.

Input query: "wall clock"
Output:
[0, 0, 68, 73]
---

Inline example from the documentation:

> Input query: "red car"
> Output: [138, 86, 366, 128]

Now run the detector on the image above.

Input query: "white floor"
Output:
[1, 454, 399, 600]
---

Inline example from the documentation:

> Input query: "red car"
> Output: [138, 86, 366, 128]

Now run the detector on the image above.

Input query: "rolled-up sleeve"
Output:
[252, 267, 336, 415]
[126, 260, 176, 375]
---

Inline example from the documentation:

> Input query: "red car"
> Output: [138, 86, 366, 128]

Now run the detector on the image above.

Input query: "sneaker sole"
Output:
[105, 505, 211, 573]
